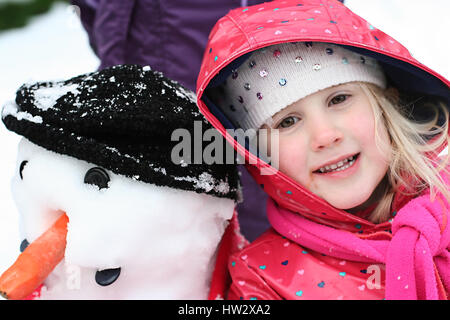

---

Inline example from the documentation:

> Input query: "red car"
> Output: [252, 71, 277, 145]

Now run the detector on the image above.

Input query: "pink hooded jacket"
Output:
[197, 0, 450, 299]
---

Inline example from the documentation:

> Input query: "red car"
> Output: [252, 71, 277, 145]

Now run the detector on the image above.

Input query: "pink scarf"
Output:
[267, 191, 450, 300]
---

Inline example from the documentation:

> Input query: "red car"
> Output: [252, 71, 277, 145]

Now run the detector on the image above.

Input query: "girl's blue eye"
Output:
[277, 116, 299, 128]
[330, 94, 349, 105]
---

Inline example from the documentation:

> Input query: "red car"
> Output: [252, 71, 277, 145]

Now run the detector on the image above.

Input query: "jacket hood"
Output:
[196, 0, 450, 234]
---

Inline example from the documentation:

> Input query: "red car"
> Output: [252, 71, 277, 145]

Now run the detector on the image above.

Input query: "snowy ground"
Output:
[0, 1, 448, 281]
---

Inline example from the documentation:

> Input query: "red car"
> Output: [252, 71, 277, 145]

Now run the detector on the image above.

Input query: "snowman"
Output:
[0, 65, 244, 299]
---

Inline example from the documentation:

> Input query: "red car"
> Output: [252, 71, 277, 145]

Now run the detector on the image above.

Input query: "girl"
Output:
[196, 0, 450, 299]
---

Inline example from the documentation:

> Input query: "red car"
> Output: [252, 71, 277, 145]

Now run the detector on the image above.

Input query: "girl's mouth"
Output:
[313, 153, 360, 174]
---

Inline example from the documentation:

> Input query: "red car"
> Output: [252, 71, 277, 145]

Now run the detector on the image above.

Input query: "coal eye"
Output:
[19, 161, 28, 180]
[84, 167, 110, 189]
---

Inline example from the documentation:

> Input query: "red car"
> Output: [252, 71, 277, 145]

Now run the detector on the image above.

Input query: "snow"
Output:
[2, 100, 42, 123]
[173, 172, 231, 194]
[33, 83, 80, 111]
[162, 79, 198, 104]
[0, 1, 448, 298]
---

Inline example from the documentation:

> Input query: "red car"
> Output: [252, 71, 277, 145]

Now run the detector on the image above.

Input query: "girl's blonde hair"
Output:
[360, 83, 450, 223]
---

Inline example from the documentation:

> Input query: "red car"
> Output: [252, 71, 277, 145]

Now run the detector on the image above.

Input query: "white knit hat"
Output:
[219, 42, 387, 131]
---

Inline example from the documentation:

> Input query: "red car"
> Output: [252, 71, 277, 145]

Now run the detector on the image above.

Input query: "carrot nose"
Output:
[0, 213, 69, 300]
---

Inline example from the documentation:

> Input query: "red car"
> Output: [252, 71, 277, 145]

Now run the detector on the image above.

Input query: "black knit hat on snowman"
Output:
[2, 64, 240, 200]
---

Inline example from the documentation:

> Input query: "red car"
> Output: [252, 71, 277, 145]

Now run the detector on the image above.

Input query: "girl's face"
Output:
[263, 82, 392, 211]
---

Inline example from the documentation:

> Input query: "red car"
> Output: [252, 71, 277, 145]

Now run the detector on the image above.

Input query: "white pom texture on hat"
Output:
[220, 42, 387, 131]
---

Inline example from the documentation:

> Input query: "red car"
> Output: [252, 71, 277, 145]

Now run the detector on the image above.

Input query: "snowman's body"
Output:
[13, 138, 235, 299]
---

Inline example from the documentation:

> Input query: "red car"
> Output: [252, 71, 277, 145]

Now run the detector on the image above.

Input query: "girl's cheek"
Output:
[278, 137, 318, 193]
[350, 102, 392, 163]
[345, 106, 377, 146]
[349, 109, 374, 135]
[277, 135, 307, 176]
[374, 121, 393, 161]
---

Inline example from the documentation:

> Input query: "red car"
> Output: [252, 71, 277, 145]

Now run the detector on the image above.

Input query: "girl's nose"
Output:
[310, 121, 343, 151]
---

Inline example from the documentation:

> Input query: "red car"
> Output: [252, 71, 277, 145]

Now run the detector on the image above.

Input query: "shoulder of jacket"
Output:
[230, 228, 302, 260]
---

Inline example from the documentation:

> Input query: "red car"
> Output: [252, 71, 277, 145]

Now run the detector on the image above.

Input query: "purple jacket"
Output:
[72, 0, 266, 91]
[72, 0, 270, 241]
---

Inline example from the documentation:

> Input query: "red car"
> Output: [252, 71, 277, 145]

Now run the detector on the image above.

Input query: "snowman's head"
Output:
[2, 65, 241, 297]
[13, 138, 235, 294]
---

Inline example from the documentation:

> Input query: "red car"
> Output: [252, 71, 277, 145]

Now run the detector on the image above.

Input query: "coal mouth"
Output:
[95, 267, 121, 286]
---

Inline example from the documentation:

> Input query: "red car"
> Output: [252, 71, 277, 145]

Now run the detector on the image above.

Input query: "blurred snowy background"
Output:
[0, 0, 449, 276]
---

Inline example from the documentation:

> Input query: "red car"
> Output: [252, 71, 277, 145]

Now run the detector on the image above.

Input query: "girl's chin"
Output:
[330, 202, 367, 212]
[338, 176, 389, 213]
[323, 193, 373, 212]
